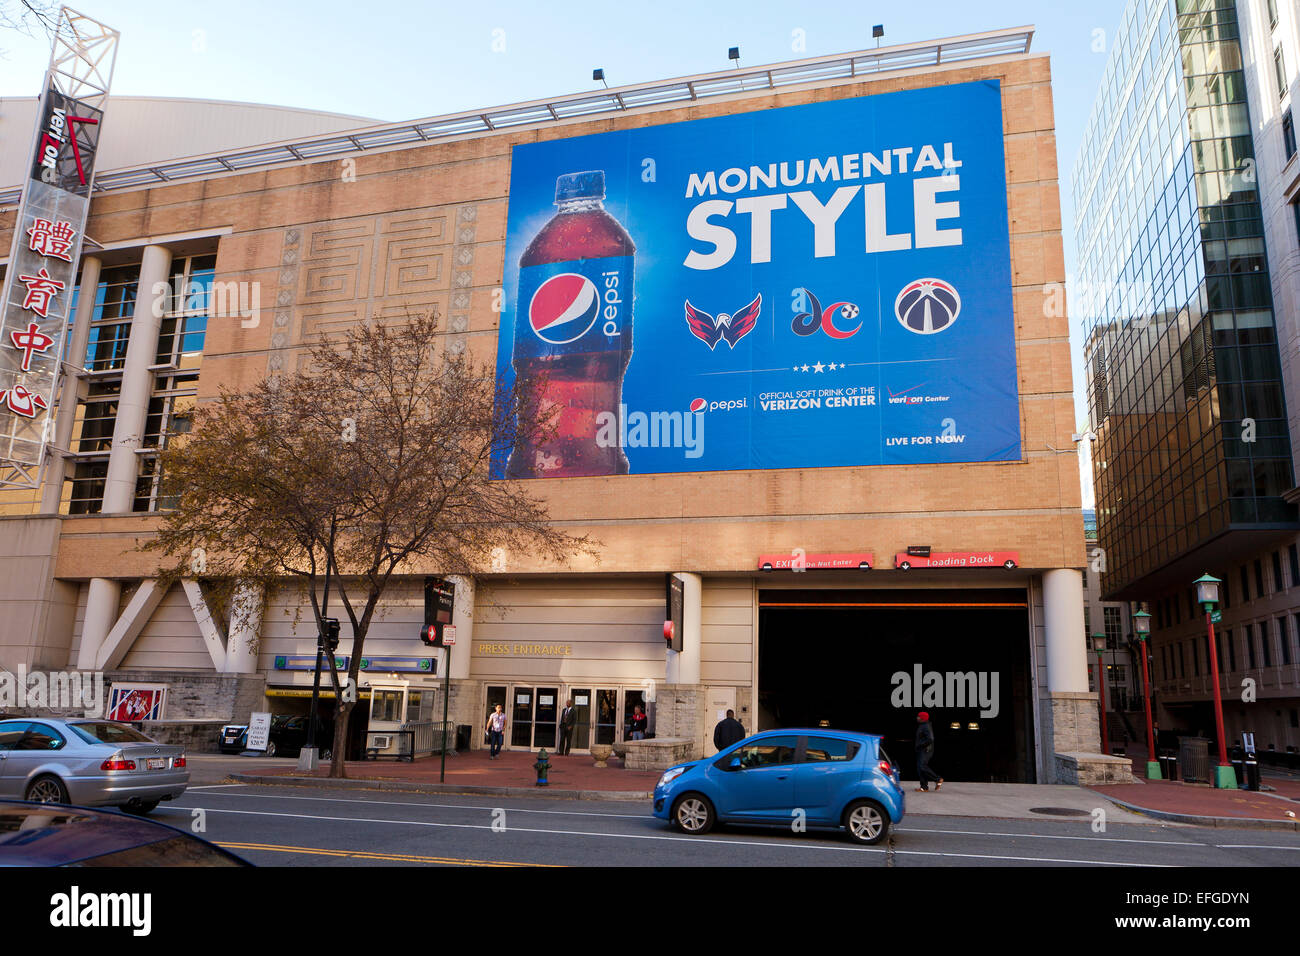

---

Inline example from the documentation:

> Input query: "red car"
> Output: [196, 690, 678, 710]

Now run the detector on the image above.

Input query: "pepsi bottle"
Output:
[506, 170, 635, 478]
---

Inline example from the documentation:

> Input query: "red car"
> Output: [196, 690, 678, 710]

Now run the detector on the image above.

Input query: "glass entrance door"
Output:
[511, 688, 534, 747]
[570, 689, 593, 750]
[594, 689, 618, 744]
[533, 688, 558, 748]
[484, 685, 507, 747]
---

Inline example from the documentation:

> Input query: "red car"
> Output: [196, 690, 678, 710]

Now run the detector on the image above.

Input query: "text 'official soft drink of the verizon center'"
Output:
[506, 170, 635, 478]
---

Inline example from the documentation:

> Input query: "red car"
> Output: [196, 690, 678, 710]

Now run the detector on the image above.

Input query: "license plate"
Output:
[146, 758, 166, 770]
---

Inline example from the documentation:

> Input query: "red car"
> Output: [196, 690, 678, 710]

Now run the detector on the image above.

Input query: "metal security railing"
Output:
[0, 27, 1033, 207]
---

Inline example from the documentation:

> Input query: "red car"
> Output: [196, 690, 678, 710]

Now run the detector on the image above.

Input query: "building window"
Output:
[1274, 551, 1285, 591]
[1284, 110, 1297, 160]
[1227, 628, 1237, 672]
[1255, 559, 1266, 599]
[1241, 566, 1251, 602]
[1278, 618, 1291, 666]
[1290, 544, 1300, 587]
[1275, 45, 1288, 99]
[1246, 623, 1257, 668]
[1262, 622, 1274, 667]
[1104, 605, 1123, 649]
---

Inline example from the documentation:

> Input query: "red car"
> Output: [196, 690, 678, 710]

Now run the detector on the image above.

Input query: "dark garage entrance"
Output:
[758, 588, 1035, 782]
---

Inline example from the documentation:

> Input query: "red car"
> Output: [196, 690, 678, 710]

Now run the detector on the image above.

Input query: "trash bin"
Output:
[1179, 736, 1211, 784]
[1243, 753, 1260, 791]
[1159, 751, 1179, 781]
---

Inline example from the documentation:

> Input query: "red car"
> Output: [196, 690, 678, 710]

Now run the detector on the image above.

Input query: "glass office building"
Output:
[1077, 0, 1298, 599]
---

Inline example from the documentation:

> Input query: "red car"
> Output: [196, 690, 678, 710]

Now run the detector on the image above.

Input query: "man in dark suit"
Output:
[558, 698, 576, 755]
[713, 709, 746, 752]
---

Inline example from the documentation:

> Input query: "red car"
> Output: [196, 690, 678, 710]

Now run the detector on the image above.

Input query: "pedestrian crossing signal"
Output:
[420, 624, 441, 647]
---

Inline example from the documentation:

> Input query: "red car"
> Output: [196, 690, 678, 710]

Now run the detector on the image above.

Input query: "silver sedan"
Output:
[0, 718, 189, 815]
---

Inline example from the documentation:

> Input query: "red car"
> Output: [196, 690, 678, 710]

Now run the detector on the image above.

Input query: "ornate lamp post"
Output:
[1132, 609, 1160, 779]
[1092, 632, 1109, 755]
[1194, 573, 1236, 789]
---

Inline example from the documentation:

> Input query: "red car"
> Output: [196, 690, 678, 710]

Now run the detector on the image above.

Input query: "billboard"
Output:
[492, 80, 1018, 478]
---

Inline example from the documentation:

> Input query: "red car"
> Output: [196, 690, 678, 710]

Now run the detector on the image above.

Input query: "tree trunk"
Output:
[329, 701, 353, 778]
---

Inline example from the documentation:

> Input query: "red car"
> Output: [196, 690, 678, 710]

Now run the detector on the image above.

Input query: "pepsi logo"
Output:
[895, 279, 960, 335]
[529, 273, 600, 344]
[689, 398, 707, 413]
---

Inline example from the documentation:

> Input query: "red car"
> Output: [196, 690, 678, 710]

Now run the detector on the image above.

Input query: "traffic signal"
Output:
[419, 623, 442, 647]
[320, 617, 340, 653]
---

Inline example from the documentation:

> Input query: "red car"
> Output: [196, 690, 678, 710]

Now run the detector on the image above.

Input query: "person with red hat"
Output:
[914, 711, 943, 792]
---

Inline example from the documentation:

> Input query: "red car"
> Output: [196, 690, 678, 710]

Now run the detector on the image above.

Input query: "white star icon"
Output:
[801, 364, 810, 372]
[813, 361, 826, 373]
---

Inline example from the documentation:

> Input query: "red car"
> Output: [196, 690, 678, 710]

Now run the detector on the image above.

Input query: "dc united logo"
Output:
[895, 278, 961, 335]
[529, 273, 600, 344]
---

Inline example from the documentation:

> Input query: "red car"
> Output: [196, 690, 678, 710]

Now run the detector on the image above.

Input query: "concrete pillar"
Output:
[666, 572, 702, 685]
[224, 582, 263, 674]
[78, 576, 120, 671]
[41, 255, 101, 514]
[447, 574, 474, 680]
[102, 244, 172, 514]
[1043, 568, 1089, 692]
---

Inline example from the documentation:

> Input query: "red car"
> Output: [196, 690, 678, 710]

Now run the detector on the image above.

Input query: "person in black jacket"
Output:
[713, 710, 746, 751]
[914, 711, 943, 792]
[558, 699, 576, 755]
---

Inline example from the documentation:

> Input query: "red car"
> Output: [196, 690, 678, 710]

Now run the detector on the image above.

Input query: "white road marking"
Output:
[1212, 843, 1300, 851]
[188, 805, 1173, 866]
[175, 789, 643, 818]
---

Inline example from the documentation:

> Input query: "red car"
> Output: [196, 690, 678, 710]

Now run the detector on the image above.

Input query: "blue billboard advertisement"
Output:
[491, 79, 1019, 479]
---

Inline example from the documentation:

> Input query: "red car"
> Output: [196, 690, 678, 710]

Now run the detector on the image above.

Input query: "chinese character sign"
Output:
[0, 82, 106, 488]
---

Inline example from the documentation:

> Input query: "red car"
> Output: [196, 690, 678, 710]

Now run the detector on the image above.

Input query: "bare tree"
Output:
[142, 312, 589, 777]
[1, 0, 62, 53]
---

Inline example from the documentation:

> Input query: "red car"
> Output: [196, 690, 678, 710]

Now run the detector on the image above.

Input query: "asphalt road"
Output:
[164, 784, 1300, 867]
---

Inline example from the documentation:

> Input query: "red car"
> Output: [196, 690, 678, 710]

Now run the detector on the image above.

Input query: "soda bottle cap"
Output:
[555, 170, 605, 203]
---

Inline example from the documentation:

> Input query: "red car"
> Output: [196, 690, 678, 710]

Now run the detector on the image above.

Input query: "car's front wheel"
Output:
[25, 774, 69, 805]
[671, 793, 715, 835]
[843, 799, 890, 845]
[264, 741, 277, 758]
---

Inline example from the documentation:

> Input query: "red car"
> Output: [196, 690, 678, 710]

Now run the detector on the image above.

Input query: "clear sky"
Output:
[1, 0, 1131, 502]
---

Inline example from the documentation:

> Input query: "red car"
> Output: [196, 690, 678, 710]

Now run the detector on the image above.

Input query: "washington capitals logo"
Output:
[684, 294, 761, 349]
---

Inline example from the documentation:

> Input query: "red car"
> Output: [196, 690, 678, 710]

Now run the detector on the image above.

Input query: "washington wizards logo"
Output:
[684, 293, 761, 349]
[529, 273, 601, 344]
[895, 278, 961, 335]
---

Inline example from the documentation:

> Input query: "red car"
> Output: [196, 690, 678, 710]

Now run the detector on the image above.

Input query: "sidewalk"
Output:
[1080, 739, 1300, 830]
[231, 749, 662, 800]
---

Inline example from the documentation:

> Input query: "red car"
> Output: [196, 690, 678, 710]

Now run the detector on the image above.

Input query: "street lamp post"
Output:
[1092, 632, 1109, 755]
[1132, 609, 1160, 779]
[1194, 573, 1236, 790]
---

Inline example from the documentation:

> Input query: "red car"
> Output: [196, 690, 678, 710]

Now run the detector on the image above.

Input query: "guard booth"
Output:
[363, 680, 446, 761]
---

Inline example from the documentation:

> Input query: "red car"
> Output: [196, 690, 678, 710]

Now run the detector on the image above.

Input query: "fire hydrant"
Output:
[533, 748, 550, 787]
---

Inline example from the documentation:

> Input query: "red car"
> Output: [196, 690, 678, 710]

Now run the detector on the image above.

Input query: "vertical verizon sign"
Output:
[0, 8, 118, 489]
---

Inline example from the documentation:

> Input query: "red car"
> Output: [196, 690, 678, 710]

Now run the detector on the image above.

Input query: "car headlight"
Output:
[657, 766, 688, 788]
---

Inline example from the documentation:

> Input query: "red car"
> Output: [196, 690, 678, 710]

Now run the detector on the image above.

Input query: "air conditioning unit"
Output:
[371, 734, 392, 750]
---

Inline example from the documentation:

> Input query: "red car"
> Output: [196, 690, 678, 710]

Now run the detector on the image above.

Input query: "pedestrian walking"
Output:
[630, 704, 648, 740]
[914, 711, 943, 792]
[485, 704, 506, 759]
[558, 698, 576, 755]
[713, 709, 746, 752]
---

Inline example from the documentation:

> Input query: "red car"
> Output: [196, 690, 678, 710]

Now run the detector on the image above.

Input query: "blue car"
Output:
[652, 729, 904, 845]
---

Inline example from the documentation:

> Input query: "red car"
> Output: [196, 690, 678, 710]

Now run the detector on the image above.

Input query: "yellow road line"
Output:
[216, 841, 556, 867]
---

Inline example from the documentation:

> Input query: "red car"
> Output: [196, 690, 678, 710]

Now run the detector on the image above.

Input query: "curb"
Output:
[229, 772, 653, 802]
[1098, 794, 1300, 831]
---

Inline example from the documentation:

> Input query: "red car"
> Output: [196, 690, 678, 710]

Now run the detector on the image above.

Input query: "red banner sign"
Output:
[893, 551, 1019, 569]
[757, 552, 873, 571]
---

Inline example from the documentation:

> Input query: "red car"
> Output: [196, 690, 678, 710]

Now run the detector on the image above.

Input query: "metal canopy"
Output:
[0, 26, 1034, 208]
